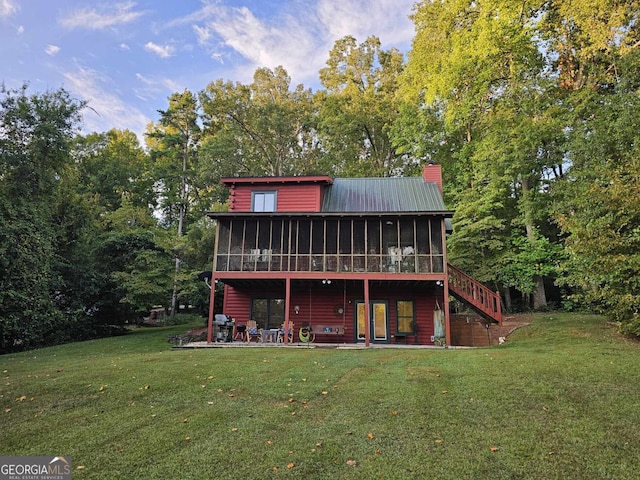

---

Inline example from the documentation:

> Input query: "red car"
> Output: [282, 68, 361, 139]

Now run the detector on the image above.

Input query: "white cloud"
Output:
[134, 73, 183, 102]
[0, 0, 18, 17]
[193, 25, 211, 44]
[62, 66, 151, 143]
[174, 0, 415, 88]
[120, 43, 130, 50]
[45, 45, 61, 56]
[144, 41, 174, 59]
[181, 4, 323, 85]
[17, 25, 24, 34]
[316, 0, 415, 46]
[59, 1, 144, 30]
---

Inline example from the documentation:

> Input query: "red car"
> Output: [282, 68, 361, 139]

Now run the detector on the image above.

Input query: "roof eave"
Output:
[207, 210, 455, 219]
[221, 175, 334, 186]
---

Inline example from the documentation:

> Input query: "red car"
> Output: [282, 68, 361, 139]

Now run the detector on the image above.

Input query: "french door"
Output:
[356, 301, 389, 342]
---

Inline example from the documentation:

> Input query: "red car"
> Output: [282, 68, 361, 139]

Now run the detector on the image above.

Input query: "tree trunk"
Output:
[170, 142, 189, 318]
[503, 286, 512, 313]
[522, 177, 547, 309]
[532, 275, 547, 310]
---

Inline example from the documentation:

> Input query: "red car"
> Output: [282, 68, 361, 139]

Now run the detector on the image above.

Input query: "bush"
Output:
[618, 315, 640, 338]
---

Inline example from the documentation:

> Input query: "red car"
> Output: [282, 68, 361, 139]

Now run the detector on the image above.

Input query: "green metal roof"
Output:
[321, 177, 447, 213]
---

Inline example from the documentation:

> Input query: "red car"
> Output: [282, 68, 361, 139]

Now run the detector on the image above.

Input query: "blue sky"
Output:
[1, 0, 416, 142]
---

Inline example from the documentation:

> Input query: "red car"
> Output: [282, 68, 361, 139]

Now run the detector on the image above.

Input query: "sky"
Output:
[1, 0, 417, 143]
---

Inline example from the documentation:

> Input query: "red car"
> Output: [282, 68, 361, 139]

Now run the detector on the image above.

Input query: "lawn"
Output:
[1, 314, 639, 479]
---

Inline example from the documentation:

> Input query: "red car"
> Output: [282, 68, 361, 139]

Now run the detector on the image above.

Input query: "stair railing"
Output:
[447, 264, 503, 323]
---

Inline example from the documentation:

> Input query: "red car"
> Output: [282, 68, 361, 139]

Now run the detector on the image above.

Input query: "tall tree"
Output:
[66, 130, 167, 328]
[549, 1, 640, 332]
[0, 86, 84, 352]
[147, 90, 201, 317]
[401, 0, 565, 309]
[199, 66, 321, 184]
[317, 36, 405, 177]
[73, 129, 154, 211]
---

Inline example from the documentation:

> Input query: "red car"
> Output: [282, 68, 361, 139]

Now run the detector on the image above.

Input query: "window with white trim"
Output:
[252, 191, 277, 212]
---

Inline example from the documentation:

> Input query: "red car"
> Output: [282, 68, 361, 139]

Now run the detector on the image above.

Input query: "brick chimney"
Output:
[422, 162, 442, 193]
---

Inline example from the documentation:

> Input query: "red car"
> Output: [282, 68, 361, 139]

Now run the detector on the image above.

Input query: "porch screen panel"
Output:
[383, 220, 399, 272]
[257, 219, 271, 270]
[366, 220, 381, 272]
[216, 220, 230, 271]
[244, 220, 258, 270]
[399, 218, 416, 273]
[339, 219, 352, 272]
[282, 219, 291, 271]
[416, 220, 431, 273]
[229, 219, 244, 271]
[325, 219, 338, 272]
[271, 220, 283, 271]
[311, 219, 324, 271]
[431, 219, 444, 273]
[353, 219, 365, 272]
[297, 219, 310, 271]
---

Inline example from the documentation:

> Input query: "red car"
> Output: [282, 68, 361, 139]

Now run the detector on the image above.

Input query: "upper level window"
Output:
[252, 191, 277, 212]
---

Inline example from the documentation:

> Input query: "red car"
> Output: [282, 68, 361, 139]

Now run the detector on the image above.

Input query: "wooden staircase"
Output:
[447, 264, 504, 324]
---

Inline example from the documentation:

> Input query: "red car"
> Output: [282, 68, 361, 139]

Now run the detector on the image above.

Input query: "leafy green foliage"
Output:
[0, 86, 84, 352]
[318, 36, 406, 177]
[4, 3, 640, 347]
[548, 4, 640, 330]
[199, 66, 321, 181]
[555, 154, 640, 328]
[498, 232, 563, 295]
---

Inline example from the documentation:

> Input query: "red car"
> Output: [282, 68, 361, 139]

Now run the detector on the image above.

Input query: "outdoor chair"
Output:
[278, 322, 294, 343]
[245, 320, 261, 342]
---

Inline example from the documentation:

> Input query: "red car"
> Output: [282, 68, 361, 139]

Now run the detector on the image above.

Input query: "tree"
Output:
[199, 66, 321, 183]
[400, 0, 565, 309]
[97, 199, 174, 319]
[148, 91, 201, 317]
[67, 130, 167, 328]
[73, 129, 154, 211]
[552, 53, 640, 332]
[0, 86, 84, 352]
[317, 36, 406, 177]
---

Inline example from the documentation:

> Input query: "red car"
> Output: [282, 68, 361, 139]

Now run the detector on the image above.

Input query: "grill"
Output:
[214, 314, 235, 342]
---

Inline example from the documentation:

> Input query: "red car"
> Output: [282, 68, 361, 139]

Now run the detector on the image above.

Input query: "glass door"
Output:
[356, 301, 389, 342]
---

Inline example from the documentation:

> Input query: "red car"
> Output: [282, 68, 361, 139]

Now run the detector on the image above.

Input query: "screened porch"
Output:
[214, 215, 446, 274]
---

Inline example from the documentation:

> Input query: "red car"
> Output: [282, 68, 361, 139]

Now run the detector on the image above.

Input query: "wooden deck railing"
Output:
[447, 264, 503, 323]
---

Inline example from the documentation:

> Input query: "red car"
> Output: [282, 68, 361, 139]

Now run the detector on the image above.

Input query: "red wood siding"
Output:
[228, 184, 322, 212]
[221, 282, 443, 345]
[221, 284, 252, 321]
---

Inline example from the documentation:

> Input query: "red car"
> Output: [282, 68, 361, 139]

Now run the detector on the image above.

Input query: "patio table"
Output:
[261, 329, 279, 343]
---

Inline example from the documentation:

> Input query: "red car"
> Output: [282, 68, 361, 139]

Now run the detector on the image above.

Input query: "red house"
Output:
[205, 164, 502, 346]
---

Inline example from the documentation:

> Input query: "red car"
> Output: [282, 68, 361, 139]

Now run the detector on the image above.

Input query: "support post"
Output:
[284, 277, 291, 345]
[206, 274, 216, 344]
[443, 274, 451, 347]
[364, 278, 370, 347]
[442, 218, 451, 347]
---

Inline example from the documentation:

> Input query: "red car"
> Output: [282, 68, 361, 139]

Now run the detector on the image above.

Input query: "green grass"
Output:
[2, 315, 640, 479]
